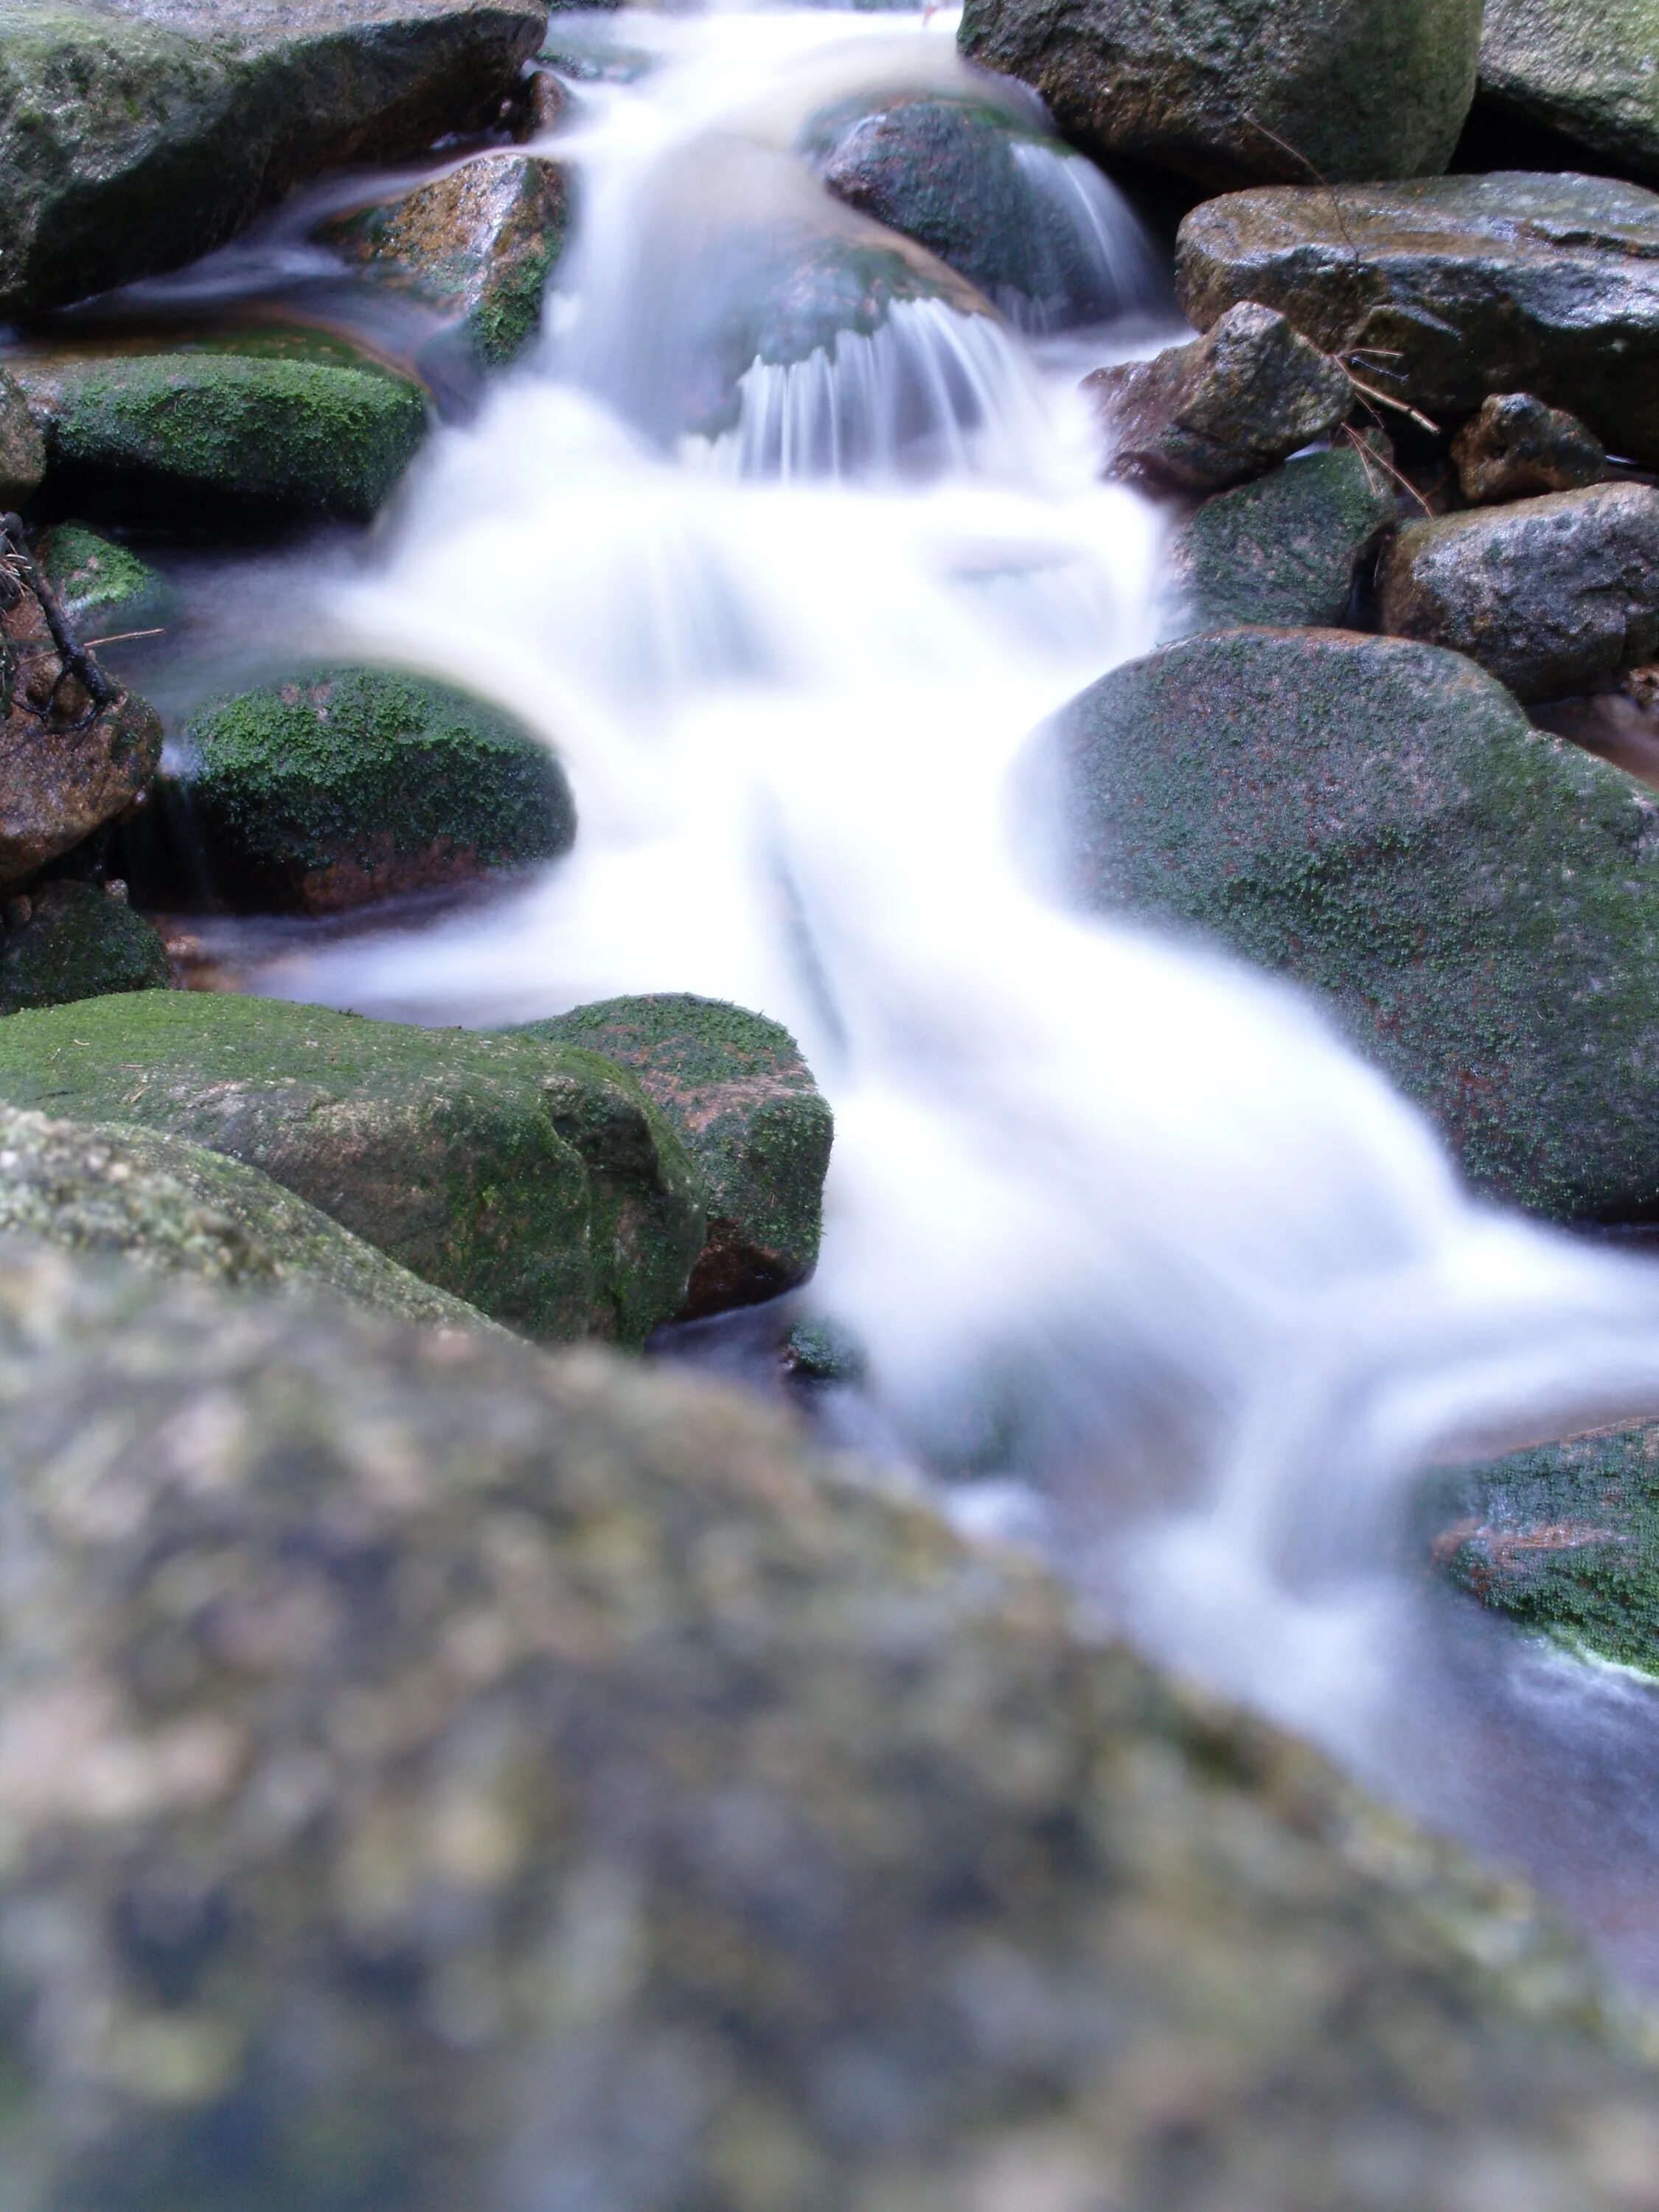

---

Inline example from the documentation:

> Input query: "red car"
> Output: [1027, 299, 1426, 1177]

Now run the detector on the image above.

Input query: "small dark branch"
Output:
[0, 511, 120, 734]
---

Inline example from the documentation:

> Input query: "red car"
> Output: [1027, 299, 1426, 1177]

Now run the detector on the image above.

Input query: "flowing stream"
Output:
[102, 3, 1659, 1983]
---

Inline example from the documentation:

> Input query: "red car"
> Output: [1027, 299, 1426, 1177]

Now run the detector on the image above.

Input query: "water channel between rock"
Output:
[58, 0, 1659, 1990]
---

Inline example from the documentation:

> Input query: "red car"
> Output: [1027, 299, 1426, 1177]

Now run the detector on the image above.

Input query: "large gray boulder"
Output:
[1049, 626, 1659, 1218]
[0, 990, 705, 1345]
[1085, 302, 1354, 494]
[1479, 0, 1659, 184]
[957, 0, 1483, 190]
[0, 0, 548, 319]
[1177, 172, 1659, 468]
[0, 1242, 1647, 2211]
[1379, 484, 1659, 703]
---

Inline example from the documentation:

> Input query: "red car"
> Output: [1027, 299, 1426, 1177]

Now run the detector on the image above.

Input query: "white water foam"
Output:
[261, 3, 1659, 1978]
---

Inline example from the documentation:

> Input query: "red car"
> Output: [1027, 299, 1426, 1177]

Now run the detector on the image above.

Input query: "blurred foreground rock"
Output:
[0, 1242, 1652, 2210]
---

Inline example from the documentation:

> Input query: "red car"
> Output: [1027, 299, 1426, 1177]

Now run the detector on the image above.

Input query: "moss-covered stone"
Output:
[0, 1245, 1646, 2210]
[958, 0, 1483, 189]
[1434, 1420, 1659, 1676]
[1168, 445, 1396, 633]
[0, 1, 548, 320]
[1478, 0, 1659, 184]
[522, 992, 833, 1316]
[0, 879, 170, 1014]
[322, 153, 571, 370]
[183, 667, 574, 914]
[0, 990, 704, 1344]
[1051, 626, 1659, 1219]
[0, 363, 44, 508]
[0, 1106, 494, 1331]
[34, 524, 174, 641]
[804, 91, 1147, 330]
[14, 353, 428, 523]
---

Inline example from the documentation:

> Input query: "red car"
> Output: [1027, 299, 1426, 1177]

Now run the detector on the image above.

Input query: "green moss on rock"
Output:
[1054, 627, 1659, 1218]
[1169, 445, 1397, 633]
[0, 1245, 1646, 2208]
[522, 992, 832, 1316]
[1436, 1420, 1659, 1674]
[0, 1105, 495, 1331]
[13, 353, 428, 522]
[0, 990, 705, 1344]
[33, 524, 175, 639]
[184, 667, 574, 914]
[0, 880, 170, 1014]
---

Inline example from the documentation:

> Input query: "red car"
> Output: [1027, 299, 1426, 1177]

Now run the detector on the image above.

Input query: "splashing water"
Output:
[259, 5, 1659, 1977]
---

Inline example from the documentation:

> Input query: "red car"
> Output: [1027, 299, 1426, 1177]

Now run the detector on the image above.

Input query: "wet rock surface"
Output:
[1169, 445, 1396, 634]
[182, 667, 574, 914]
[0, 557, 161, 894]
[0, 1242, 1650, 2212]
[1435, 1417, 1659, 1676]
[1453, 392, 1610, 505]
[523, 992, 834, 1318]
[956, 0, 1483, 189]
[0, 0, 549, 321]
[0, 1107, 494, 1329]
[0, 877, 170, 1015]
[1177, 172, 1659, 467]
[1478, 0, 1659, 184]
[0, 364, 44, 510]
[1379, 484, 1659, 703]
[0, 991, 705, 1344]
[806, 91, 1148, 330]
[34, 524, 174, 641]
[1085, 303, 1353, 495]
[14, 352, 428, 524]
[1052, 626, 1659, 1219]
[321, 150, 571, 370]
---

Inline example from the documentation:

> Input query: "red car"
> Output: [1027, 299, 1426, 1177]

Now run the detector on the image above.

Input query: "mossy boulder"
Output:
[0, 878, 170, 1014]
[1167, 445, 1396, 633]
[0, 990, 704, 1344]
[182, 667, 574, 914]
[522, 992, 833, 1317]
[34, 524, 174, 640]
[804, 91, 1150, 331]
[1434, 1419, 1659, 1677]
[0, 1, 548, 320]
[322, 152, 570, 370]
[957, 0, 1483, 189]
[0, 1243, 1648, 2209]
[1177, 172, 1659, 470]
[1050, 626, 1659, 1219]
[0, 1106, 493, 1332]
[14, 353, 428, 523]
[1478, 0, 1659, 185]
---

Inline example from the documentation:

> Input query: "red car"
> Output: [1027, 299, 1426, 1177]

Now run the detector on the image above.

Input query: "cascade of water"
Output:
[266, 4, 1659, 1972]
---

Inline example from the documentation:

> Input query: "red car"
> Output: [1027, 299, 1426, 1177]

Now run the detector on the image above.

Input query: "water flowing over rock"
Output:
[0, 0, 549, 320]
[0, 1243, 1649, 2212]
[0, 1107, 495, 1329]
[0, 567, 161, 896]
[182, 667, 574, 914]
[321, 150, 571, 370]
[13, 352, 428, 524]
[1177, 173, 1659, 467]
[805, 90, 1156, 333]
[1453, 392, 1610, 505]
[521, 992, 833, 1318]
[1167, 445, 1396, 634]
[1478, 0, 1659, 184]
[0, 992, 705, 1343]
[1084, 303, 1353, 495]
[1380, 484, 1659, 703]
[0, 878, 170, 1015]
[1051, 627, 1659, 1219]
[956, 0, 1483, 189]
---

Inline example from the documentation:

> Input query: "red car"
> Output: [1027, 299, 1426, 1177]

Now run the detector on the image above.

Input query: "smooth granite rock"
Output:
[1479, 0, 1659, 184]
[1177, 172, 1659, 467]
[1169, 445, 1396, 633]
[1051, 625, 1659, 1218]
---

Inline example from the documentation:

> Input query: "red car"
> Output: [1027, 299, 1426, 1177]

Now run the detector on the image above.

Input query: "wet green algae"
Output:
[0, 880, 170, 1015]
[0, 990, 703, 1345]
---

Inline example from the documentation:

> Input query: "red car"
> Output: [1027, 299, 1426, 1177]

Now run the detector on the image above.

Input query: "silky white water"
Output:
[250, 3, 1659, 1972]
